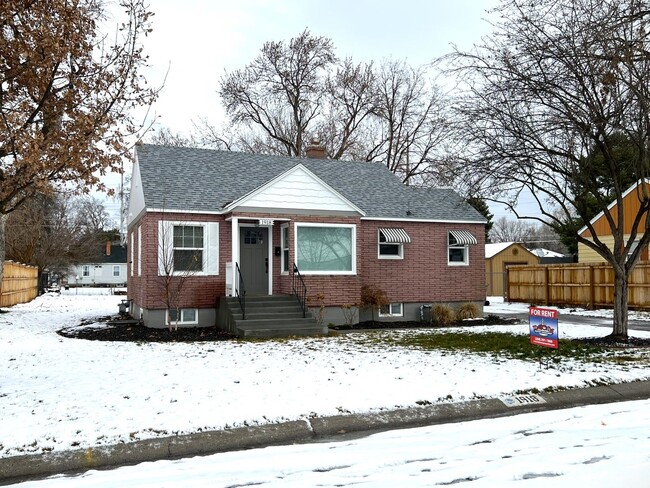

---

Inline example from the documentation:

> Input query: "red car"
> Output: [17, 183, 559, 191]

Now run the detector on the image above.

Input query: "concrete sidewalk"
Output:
[1, 380, 649, 485]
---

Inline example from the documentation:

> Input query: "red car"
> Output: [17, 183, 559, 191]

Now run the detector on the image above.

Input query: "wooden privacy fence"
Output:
[506, 262, 650, 310]
[0, 261, 38, 307]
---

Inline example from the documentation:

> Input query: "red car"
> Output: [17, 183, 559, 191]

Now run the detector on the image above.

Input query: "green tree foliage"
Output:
[466, 197, 493, 241]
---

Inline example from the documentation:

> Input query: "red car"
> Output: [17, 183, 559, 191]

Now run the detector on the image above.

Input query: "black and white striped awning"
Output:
[379, 228, 412, 244]
[449, 230, 478, 245]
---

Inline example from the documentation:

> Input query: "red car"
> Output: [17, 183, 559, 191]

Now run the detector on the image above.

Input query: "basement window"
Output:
[167, 308, 198, 325]
[379, 303, 404, 317]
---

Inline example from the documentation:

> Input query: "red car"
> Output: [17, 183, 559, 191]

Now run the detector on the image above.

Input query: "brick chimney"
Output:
[106, 241, 111, 256]
[305, 139, 327, 159]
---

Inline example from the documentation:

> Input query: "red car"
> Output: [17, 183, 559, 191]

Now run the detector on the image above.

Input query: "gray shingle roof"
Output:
[135, 144, 485, 223]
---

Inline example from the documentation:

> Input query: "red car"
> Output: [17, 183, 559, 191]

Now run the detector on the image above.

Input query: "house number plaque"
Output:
[258, 218, 274, 226]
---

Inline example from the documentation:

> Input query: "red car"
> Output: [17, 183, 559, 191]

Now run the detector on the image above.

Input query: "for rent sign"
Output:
[529, 307, 559, 349]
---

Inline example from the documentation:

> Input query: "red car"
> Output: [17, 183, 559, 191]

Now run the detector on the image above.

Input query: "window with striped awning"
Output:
[378, 228, 412, 244]
[448, 230, 478, 246]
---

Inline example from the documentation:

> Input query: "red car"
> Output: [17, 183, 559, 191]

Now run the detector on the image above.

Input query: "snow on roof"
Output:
[530, 247, 565, 258]
[485, 242, 515, 258]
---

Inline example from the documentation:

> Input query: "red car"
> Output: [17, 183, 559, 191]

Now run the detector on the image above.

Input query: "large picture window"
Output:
[295, 223, 355, 274]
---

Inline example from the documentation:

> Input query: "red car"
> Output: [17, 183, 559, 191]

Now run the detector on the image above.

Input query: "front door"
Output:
[240, 227, 269, 295]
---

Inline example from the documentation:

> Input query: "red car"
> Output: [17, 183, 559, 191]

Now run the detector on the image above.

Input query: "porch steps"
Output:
[223, 295, 327, 338]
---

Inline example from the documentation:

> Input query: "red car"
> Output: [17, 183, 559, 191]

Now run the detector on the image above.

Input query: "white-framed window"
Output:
[448, 232, 469, 266]
[379, 303, 403, 317]
[167, 308, 198, 325]
[158, 221, 219, 276]
[295, 223, 356, 274]
[82, 265, 90, 277]
[113, 265, 120, 277]
[174, 225, 204, 272]
[281, 224, 290, 273]
[378, 230, 406, 259]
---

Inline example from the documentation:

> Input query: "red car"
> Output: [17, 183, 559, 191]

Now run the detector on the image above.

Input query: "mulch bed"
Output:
[57, 314, 520, 342]
[57, 316, 236, 342]
[56, 314, 650, 348]
[330, 314, 521, 330]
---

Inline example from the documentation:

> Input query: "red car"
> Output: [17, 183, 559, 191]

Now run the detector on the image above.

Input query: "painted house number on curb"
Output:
[499, 394, 547, 407]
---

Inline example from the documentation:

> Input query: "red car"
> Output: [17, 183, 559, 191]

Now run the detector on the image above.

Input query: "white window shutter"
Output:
[158, 221, 174, 276]
[206, 222, 219, 275]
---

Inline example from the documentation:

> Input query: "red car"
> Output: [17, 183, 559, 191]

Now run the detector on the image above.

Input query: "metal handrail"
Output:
[292, 263, 307, 318]
[235, 263, 246, 320]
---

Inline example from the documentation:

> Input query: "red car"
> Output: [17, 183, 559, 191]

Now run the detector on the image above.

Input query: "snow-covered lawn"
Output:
[1, 290, 649, 459]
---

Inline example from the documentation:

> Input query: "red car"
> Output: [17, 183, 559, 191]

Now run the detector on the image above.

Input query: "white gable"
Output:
[227, 164, 364, 215]
[127, 156, 145, 227]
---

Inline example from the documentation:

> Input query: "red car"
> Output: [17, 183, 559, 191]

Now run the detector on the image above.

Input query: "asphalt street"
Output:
[495, 306, 650, 332]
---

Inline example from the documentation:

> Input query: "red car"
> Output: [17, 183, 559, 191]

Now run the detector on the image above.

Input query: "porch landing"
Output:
[219, 295, 327, 338]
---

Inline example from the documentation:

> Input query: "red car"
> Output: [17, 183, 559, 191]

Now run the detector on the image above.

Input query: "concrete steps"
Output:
[223, 295, 327, 338]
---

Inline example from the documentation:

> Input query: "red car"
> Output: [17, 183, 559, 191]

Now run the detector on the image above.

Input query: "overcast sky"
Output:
[139, 0, 499, 134]
[105, 0, 542, 224]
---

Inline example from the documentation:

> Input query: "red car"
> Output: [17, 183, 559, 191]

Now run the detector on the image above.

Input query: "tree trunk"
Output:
[0, 214, 6, 285]
[611, 265, 629, 341]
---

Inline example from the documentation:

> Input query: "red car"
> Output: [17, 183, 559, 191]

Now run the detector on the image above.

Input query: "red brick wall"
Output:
[128, 211, 486, 311]
[359, 221, 486, 304]
[127, 212, 227, 311]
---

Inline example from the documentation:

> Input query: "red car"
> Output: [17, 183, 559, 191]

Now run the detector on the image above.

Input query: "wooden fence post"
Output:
[544, 266, 550, 305]
[589, 265, 595, 309]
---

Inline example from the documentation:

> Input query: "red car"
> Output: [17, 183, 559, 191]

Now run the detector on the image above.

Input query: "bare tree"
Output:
[157, 219, 201, 331]
[5, 194, 115, 281]
[319, 58, 376, 159]
[364, 60, 449, 184]
[219, 29, 336, 157]
[146, 127, 197, 147]
[74, 197, 115, 237]
[216, 30, 451, 185]
[0, 0, 159, 281]
[489, 217, 538, 243]
[448, 0, 650, 340]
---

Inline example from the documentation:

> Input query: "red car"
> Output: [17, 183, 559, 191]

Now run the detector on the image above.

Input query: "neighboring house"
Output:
[485, 242, 539, 297]
[127, 144, 486, 331]
[578, 180, 650, 263]
[67, 242, 128, 287]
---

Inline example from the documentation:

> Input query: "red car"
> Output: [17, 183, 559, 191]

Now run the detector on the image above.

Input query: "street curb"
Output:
[1, 380, 649, 484]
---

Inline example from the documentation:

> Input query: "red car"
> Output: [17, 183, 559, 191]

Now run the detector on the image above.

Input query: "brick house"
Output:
[127, 144, 486, 334]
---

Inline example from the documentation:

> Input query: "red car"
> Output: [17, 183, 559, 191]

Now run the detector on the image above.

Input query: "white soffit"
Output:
[226, 164, 365, 215]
